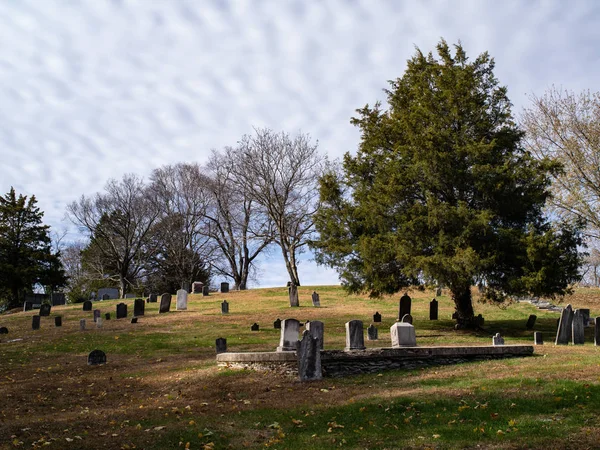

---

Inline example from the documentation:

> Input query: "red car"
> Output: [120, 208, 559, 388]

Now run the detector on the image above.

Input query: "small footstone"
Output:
[54, 316, 62, 327]
[87, 349, 106, 366]
[80, 319, 86, 331]
[0, 326, 8, 334]
[32, 316, 41, 330]
[251, 323, 259, 331]
[96, 317, 103, 328]
[104, 313, 111, 320]
[492, 333, 504, 346]
[534, 331, 543, 345]
[526, 314, 537, 330]
[215, 337, 227, 354]
[131, 317, 138, 324]
[273, 318, 281, 329]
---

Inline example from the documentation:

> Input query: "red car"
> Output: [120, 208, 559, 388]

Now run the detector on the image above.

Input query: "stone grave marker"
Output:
[534, 331, 543, 345]
[104, 313, 111, 320]
[595, 317, 600, 346]
[215, 337, 227, 354]
[311, 291, 320, 307]
[202, 286, 209, 296]
[159, 293, 172, 313]
[273, 318, 282, 329]
[345, 320, 366, 351]
[39, 304, 51, 317]
[436, 287, 442, 296]
[32, 316, 41, 330]
[0, 327, 8, 334]
[555, 304, 574, 345]
[134, 298, 145, 316]
[277, 319, 300, 351]
[193, 281, 203, 294]
[87, 349, 106, 366]
[399, 294, 411, 320]
[250, 323, 259, 331]
[23, 301, 33, 312]
[526, 314, 537, 330]
[367, 324, 378, 340]
[297, 330, 322, 382]
[580, 308, 591, 327]
[429, 299, 438, 320]
[289, 284, 299, 307]
[572, 309, 585, 345]
[221, 300, 229, 314]
[221, 282, 229, 293]
[83, 300, 92, 311]
[493, 333, 505, 346]
[373, 312, 381, 323]
[131, 317, 138, 324]
[54, 316, 62, 327]
[306, 320, 324, 349]
[401, 314, 413, 324]
[96, 317, 103, 328]
[80, 319, 86, 331]
[93, 309, 101, 323]
[176, 289, 188, 311]
[149, 293, 158, 303]
[116, 303, 127, 319]
[390, 322, 416, 347]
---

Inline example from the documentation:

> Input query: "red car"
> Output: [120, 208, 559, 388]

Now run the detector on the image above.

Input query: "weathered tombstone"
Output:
[311, 291, 320, 307]
[399, 294, 411, 320]
[104, 313, 111, 320]
[124, 293, 135, 299]
[159, 293, 172, 313]
[80, 319, 86, 331]
[367, 324, 378, 340]
[134, 298, 145, 316]
[202, 286, 209, 296]
[306, 320, 324, 350]
[51, 292, 66, 306]
[273, 318, 282, 329]
[526, 314, 537, 330]
[373, 312, 382, 323]
[401, 314, 413, 324]
[87, 349, 106, 366]
[221, 300, 229, 314]
[250, 323, 259, 331]
[23, 301, 33, 312]
[83, 300, 92, 311]
[215, 337, 227, 354]
[595, 317, 600, 346]
[572, 309, 585, 345]
[149, 293, 158, 303]
[344, 320, 366, 351]
[221, 282, 229, 293]
[492, 333, 505, 346]
[32, 315, 41, 330]
[39, 304, 51, 317]
[0, 327, 8, 334]
[93, 309, 101, 323]
[192, 281, 203, 294]
[297, 330, 322, 381]
[176, 289, 188, 311]
[116, 303, 127, 319]
[277, 319, 300, 351]
[131, 317, 138, 324]
[436, 287, 442, 296]
[54, 316, 62, 327]
[429, 299, 438, 320]
[390, 322, 416, 347]
[102, 294, 110, 301]
[289, 284, 299, 307]
[534, 331, 543, 345]
[98, 288, 119, 300]
[580, 308, 591, 327]
[96, 317, 103, 328]
[555, 304, 574, 345]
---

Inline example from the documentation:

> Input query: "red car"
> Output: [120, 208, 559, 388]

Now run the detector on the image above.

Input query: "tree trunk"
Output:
[450, 283, 476, 329]
[281, 244, 301, 287]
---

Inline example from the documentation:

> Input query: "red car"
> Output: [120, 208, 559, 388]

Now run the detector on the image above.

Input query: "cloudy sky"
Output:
[1, 0, 599, 288]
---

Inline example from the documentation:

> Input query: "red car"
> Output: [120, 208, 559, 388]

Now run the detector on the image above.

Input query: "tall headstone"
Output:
[93, 309, 101, 323]
[390, 322, 416, 347]
[220, 282, 229, 293]
[215, 338, 227, 354]
[39, 304, 51, 317]
[149, 293, 158, 303]
[306, 320, 324, 349]
[344, 320, 366, 351]
[87, 349, 106, 366]
[134, 298, 145, 316]
[401, 314, 413, 324]
[277, 319, 300, 351]
[273, 318, 281, 329]
[23, 301, 33, 312]
[399, 294, 412, 320]
[373, 312, 382, 323]
[32, 315, 41, 330]
[80, 319, 86, 331]
[429, 299, 438, 320]
[83, 300, 92, 311]
[526, 314, 537, 330]
[555, 304, 574, 345]
[311, 291, 320, 307]
[104, 313, 111, 320]
[534, 331, 543, 345]
[250, 323, 259, 331]
[54, 316, 62, 327]
[289, 284, 299, 307]
[116, 303, 127, 319]
[221, 300, 229, 314]
[595, 317, 600, 346]
[202, 285, 209, 296]
[159, 293, 172, 313]
[297, 330, 322, 381]
[572, 309, 585, 345]
[176, 289, 188, 311]
[493, 333, 505, 346]
[367, 324, 378, 341]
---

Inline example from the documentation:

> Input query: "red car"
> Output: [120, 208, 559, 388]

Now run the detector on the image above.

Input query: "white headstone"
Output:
[390, 322, 416, 347]
[176, 289, 188, 311]
[276, 318, 300, 352]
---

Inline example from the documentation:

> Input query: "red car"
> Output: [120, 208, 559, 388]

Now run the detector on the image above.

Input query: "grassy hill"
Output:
[1, 286, 600, 449]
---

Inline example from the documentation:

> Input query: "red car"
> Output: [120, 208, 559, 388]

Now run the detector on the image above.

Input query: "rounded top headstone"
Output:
[87, 349, 107, 366]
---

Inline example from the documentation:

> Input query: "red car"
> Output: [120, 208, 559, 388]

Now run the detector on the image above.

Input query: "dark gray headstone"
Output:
[367, 324, 378, 340]
[134, 298, 145, 317]
[130, 317, 138, 324]
[23, 301, 33, 312]
[87, 349, 106, 366]
[193, 281, 203, 294]
[373, 312, 381, 323]
[526, 314, 537, 330]
[555, 304, 574, 345]
[93, 309, 101, 323]
[215, 337, 227, 354]
[595, 317, 600, 346]
[202, 285, 209, 296]
[221, 300, 229, 314]
[80, 319, 86, 331]
[399, 294, 411, 320]
[104, 313, 111, 320]
[220, 282, 229, 293]
[572, 309, 585, 345]
[83, 300, 92, 311]
[274, 318, 281, 329]
[149, 293, 158, 303]
[492, 333, 505, 346]
[277, 319, 300, 351]
[297, 330, 322, 382]
[311, 291, 320, 307]
[289, 284, 299, 307]
[250, 323, 259, 331]
[54, 316, 62, 327]
[306, 320, 324, 349]
[345, 320, 366, 351]
[0, 326, 8, 334]
[401, 314, 413, 324]
[534, 331, 543, 345]
[159, 293, 172, 313]
[32, 315, 41, 330]
[39, 304, 51, 317]
[116, 303, 127, 319]
[429, 299, 438, 320]
[580, 308, 591, 327]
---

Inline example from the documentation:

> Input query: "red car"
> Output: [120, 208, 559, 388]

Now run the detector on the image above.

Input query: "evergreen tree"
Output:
[312, 41, 583, 328]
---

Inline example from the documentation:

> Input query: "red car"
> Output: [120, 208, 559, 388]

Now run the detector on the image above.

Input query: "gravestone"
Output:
[124, 293, 135, 299]
[32, 315, 41, 330]
[131, 317, 138, 324]
[595, 317, 600, 346]
[493, 333, 505, 346]
[221, 300, 229, 314]
[87, 349, 106, 366]
[192, 281, 203, 294]
[297, 330, 322, 382]
[572, 309, 585, 345]
[526, 314, 537, 330]
[83, 300, 92, 311]
[311, 291, 320, 307]
[277, 319, 300, 351]
[289, 284, 299, 307]
[176, 289, 188, 311]
[273, 318, 281, 329]
[23, 301, 33, 312]
[93, 309, 101, 323]
[51, 293, 66, 306]
[306, 320, 324, 349]
[159, 293, 172, 313]
[80, 319, 86, 331]
[202, 286, 209, 296]
[401, 314, 413, 324]
[39, 304, 51, 317]
[555, 304, 574, 345]
[344, 320, 366, 351]
[373, 312, 381, 323]
[436, 287, 442, 296]
[116, 303, 127, 319]
[0, 327, 8, 334]
[149, 293, 158, 303]
[221, 282, 229, 293]
[429, 299, 438, 320]
[367, 324, 378, 340]
[54, 316, 62, 327]
[104, 313, 111, 320]
[580, 308, 591, 327]
[134, 298, 145, 317]
[215, 337, 227, 354]
[96, 317, 103, 328]
[250, 323, 259, 331]
[98, 288, 119, 300]
[399, 294, 411, 320]
[534, 331, 543, 345]
[390, 322, 416, 347]
[476, 314, 485, 327]
[102, 294, 110, 301]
